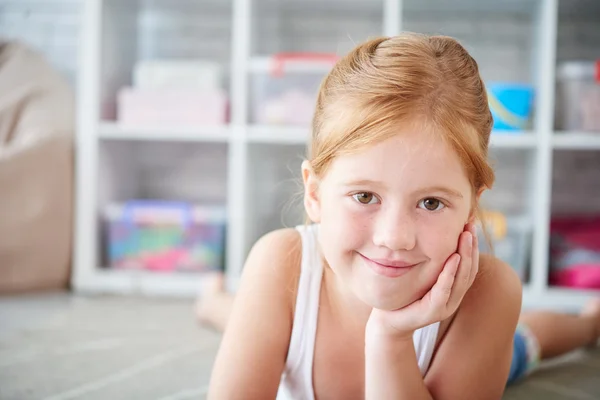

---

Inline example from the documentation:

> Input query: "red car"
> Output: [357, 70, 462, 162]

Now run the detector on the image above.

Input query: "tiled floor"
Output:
[0, 293, 598, 399]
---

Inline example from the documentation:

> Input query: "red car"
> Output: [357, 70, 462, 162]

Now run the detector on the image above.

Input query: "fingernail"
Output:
[468, 232, 473, 247]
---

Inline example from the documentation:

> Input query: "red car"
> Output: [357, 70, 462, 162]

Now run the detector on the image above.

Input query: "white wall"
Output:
[0, 0, 81, 84]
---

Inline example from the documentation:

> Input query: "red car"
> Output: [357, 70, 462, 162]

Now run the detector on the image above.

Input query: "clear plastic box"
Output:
[555, 61, 600, 132]
[117, 87, 228, 126]
[251, 53, 338, 126]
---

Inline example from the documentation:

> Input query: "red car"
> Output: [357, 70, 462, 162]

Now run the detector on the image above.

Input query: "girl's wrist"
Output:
[366, 310, 415, 343]
[365, 318, 415, 345]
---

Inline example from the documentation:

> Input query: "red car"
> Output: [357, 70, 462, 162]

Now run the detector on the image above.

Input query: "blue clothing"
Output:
[507, 324, 540, 385]
[507, 330, 529, 384]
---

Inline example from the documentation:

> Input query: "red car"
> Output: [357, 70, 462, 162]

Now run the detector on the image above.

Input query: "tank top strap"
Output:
[280, 224, 323, 399]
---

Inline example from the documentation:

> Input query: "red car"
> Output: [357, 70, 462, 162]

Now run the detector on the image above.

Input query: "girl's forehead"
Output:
[321, 130, 473, 197]
[330, 131, 464, 176]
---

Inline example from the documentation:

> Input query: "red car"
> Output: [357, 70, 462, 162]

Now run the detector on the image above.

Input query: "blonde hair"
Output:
[308, 33, 495, 211]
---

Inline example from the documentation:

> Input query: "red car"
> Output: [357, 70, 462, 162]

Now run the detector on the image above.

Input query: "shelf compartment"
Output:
[99, 0, 232, 122]
[251, 0, 383, 55]
[244, 143, 305, 256]
[97, 141, 229, 274]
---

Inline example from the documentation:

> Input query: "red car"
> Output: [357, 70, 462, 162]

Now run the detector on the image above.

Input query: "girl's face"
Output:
[304, 127, 477, 311]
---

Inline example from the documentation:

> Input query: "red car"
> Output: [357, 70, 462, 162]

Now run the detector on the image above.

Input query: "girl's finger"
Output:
[446, 231, 474, 310]
[429, 253, 460, 311]
[396, 254, 460, 329]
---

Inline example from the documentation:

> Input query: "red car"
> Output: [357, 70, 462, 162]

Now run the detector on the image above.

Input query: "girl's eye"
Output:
[419, 198, 445, 211]
[352, 192, 379, 205]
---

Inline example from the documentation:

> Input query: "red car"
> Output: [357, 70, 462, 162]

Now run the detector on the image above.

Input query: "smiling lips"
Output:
[358, 252, 419, 278]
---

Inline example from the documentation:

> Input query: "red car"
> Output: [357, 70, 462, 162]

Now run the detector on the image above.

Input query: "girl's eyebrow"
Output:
[340, 179, 384, 188]
[414, 186, 464, 199]
[339, 180, 464, 199]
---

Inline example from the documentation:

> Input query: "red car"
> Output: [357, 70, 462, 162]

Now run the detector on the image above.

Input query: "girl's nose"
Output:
[372, 208, 416, 251]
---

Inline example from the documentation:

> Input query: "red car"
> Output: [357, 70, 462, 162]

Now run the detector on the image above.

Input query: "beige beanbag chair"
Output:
[0, 40, 74, 293]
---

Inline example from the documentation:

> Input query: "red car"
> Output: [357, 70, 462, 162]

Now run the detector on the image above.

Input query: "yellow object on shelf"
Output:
[479, 210, 508, 240]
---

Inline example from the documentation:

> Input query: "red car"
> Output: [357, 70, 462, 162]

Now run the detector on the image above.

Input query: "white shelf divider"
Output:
[247, 125, 309, 144]
[76, 268, 211, 297]
[383, 0, 402, 36]
[244, 127, 539, 147]
[553, 132, 600, 150]
[225, 0, 252, 293]
[72, 0, 101, 291]
[528, 0, 558, 298]
[489, 131, 538, 148]
[99, 122, 231, 142]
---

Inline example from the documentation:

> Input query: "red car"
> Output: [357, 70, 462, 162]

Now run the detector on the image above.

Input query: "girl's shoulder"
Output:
[252, 227, 304, 271]
[425, 254, 522, 396]
[242, 227, 304, 310]
[452, 252, 522, 329]
[436, 253, 522, 342]
[474, 253, 523, 296]
[208, 228, 305, 398]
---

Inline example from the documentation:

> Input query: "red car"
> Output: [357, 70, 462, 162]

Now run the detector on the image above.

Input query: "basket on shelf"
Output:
[105, 200, 227, 273]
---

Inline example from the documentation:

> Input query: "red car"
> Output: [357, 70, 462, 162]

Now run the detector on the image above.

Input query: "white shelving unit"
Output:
[71, 0, 600, 310]
[98, 122, 231, 143]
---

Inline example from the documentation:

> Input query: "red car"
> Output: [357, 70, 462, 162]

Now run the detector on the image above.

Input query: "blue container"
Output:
[487, 83, 534, 131]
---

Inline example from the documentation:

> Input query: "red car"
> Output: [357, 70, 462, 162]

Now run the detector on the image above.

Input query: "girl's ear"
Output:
[302, 160, 322, 223]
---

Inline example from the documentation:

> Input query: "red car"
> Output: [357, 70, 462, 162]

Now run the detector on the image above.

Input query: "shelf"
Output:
[99, 122, 231, 143]
[247, 126, 538, 148]
[537, 287, 600, 310]
[75, 268, 212, 298]
[248, 57, 336, 74]
[247, 125, 309, 145]
[522, 285, 600, 311]
[553, 132, 600, 150]
[489, 131, 537, 148]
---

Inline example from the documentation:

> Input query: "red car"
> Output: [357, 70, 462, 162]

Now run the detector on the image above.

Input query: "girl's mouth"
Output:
[357, 253, 419, 278]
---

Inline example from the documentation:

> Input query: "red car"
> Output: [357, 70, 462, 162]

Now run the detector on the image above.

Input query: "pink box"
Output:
[117, 87, 228, 126]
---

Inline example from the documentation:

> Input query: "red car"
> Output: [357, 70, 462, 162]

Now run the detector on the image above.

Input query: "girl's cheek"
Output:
[421, 216, 463, 258]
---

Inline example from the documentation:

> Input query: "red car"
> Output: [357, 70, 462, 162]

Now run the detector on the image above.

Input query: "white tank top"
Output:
[277, 224, 440, 400]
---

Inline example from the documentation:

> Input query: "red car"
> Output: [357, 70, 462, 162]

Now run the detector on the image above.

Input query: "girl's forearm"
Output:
[365, 335, 433, 400]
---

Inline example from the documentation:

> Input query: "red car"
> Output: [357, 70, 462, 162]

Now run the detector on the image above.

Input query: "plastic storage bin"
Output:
[117, 88, 228, 126]
[487, 82, 534, 131]
[549, 215, 600, 289]
[477, 213, 532, 281]
[105, 200, 226, 273]
[555, 61, 600, 132]
[251, 53, 338, 126]
[117, 59, 229, 126]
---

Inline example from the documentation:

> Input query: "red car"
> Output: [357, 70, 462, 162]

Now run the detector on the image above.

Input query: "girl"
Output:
[200, 275, 600, 395]
[205, 34, 599, 399]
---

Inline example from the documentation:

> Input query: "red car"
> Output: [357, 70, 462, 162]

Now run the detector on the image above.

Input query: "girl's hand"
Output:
[366, 223, 479, 340]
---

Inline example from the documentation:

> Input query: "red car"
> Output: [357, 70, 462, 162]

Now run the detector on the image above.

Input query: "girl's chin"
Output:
[354, 279, 432, 311]
[356, 290, 417, 312]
